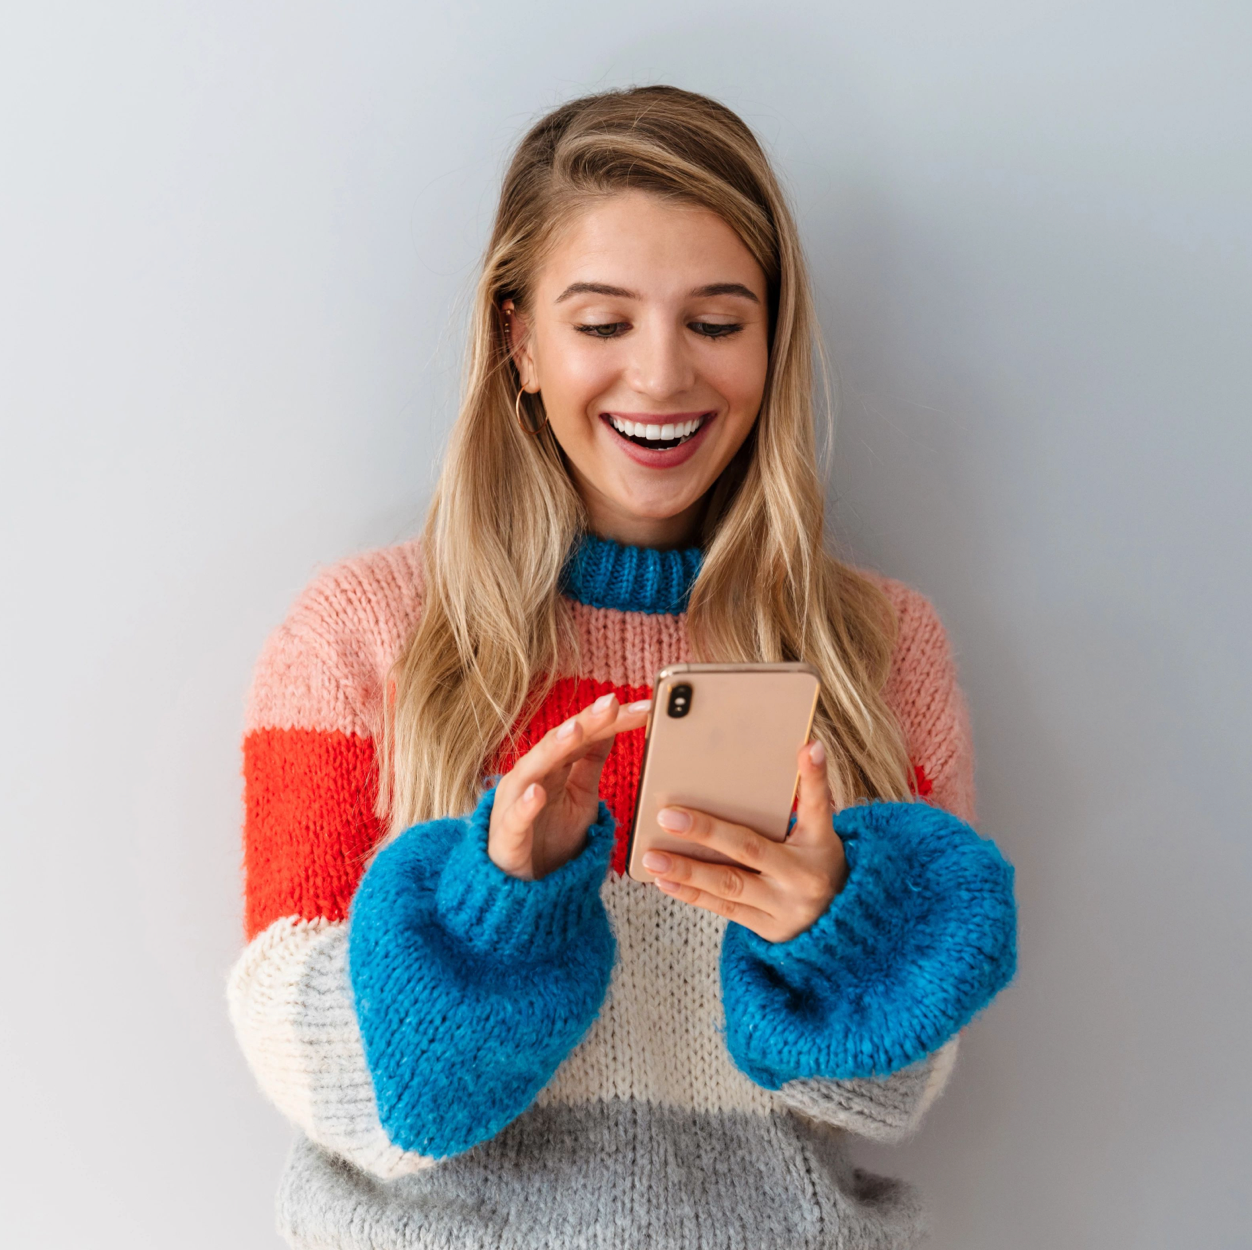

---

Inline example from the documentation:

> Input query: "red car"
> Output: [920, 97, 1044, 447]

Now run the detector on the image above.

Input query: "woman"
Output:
[229, 85, 1016, 1249]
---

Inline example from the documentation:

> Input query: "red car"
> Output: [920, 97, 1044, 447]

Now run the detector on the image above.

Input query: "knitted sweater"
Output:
[228, 535, 1016, 1250]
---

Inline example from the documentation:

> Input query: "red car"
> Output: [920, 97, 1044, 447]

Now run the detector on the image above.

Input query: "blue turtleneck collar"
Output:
[561, 533, 703, 615]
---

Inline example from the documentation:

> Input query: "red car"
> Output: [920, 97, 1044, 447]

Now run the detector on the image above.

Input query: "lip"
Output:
[599, 410, 718, 469]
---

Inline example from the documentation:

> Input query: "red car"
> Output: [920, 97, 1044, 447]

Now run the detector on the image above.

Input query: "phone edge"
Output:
[623, 662, 822, 882]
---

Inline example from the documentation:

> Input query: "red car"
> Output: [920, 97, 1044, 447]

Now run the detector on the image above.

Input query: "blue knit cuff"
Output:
[722, 800, 1017, 1083]
[434, 787, 616, 961]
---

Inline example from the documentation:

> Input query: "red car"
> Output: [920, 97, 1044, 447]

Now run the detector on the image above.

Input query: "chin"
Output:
[612, 492, 697, 522]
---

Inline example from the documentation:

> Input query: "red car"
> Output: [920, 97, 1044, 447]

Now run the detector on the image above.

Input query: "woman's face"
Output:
[508, 190, 770, 547]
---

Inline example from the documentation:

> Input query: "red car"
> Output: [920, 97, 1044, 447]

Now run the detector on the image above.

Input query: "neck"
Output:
[580, 493, 707, 550]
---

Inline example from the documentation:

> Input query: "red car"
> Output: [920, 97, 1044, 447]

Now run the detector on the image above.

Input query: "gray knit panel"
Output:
[276, 1098, 925, 1250]
[779, 1056, 936, 1144]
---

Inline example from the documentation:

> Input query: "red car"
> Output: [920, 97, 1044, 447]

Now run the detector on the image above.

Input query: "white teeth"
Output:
[608, 414, 708, 443]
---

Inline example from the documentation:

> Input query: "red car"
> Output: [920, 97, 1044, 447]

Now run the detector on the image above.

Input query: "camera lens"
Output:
[666, 682, 693, 718]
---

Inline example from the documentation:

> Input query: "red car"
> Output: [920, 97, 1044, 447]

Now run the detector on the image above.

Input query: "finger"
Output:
[655, 806, 784, 876]
[640, 850, 774, 911]
[649, 872, 775, 932]
[579, 693, 651, 746]
[531, 691, 649, 788]
[502, 693, 648, 800]
[565, 729, 619, 804]
[489, 781, 546, 878]
[535, 692, 649, 764]
[492, 696, 637, 827]
[787, 739, 837, 847]
[572, 690, 649, 766]
[503, 713, 588, 796]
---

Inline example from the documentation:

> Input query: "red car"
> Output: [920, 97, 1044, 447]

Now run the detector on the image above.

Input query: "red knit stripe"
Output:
[491, 676, 651, 875]
[243, 727, 384, 938]
[911, 762, 935, 798]
[244, 688, 939, 932]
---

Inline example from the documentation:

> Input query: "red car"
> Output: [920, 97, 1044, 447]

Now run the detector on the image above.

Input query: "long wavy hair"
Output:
[378, 85, 912, 833]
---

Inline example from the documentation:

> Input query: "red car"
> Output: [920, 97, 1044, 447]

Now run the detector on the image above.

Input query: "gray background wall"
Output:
[2, 2, 1248, 1246]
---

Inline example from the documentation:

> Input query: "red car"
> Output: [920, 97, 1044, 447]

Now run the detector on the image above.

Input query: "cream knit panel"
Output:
[537, 874, 773, 1116]
[227, 916, 435, 1180]
[245, 540, 425, 736]
[539, 873, 960, 1139]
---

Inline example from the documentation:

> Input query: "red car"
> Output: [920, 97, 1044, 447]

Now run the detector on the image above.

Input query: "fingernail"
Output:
[655, 878, 681, 894]
[642, 851, 671, 872]
[626, 699, 651, 714]
[523, 783, 540, 803]
[592, 693, 615, 713]
[657, 808, 692, 833]
[556, 718, 577, 740]
[809, 740, 826, 766]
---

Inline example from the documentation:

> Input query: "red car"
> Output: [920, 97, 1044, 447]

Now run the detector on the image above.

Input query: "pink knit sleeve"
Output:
[878, 579, 976, 826]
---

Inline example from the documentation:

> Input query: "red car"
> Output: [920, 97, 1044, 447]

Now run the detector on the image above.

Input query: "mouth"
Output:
[602, 411, 713, 452]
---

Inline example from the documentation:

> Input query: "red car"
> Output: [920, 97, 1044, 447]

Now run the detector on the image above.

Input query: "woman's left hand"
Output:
[641, 740, 849, 943]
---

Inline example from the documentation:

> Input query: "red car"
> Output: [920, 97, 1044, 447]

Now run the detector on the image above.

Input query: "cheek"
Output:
[707, 338, 769, 418]
[536, 338, 619, 413]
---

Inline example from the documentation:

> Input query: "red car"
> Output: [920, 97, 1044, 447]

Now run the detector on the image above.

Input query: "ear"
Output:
[501, 299, 539, 393]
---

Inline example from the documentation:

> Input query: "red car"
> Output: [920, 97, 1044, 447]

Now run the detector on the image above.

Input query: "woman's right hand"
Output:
[488, 692, 650, 880]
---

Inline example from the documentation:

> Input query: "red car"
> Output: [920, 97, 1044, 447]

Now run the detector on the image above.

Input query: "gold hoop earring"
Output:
[514, 387, 549, 435]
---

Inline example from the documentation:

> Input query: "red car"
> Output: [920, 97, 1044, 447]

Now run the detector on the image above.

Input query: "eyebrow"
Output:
[554, 280, 761, 304]
[691, 282, 760, 303]
[555, 282, 637, 303]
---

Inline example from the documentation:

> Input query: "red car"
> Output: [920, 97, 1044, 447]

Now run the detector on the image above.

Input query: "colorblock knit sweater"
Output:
[228, 536, 1016, 1250]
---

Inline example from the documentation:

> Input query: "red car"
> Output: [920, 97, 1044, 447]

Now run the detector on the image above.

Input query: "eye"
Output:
[690, 321, 743, 338]
[575, 322, 629, 339]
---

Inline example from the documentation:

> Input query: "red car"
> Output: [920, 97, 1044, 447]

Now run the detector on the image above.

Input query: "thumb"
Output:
[488, 781, 545, 879]
[788, 740, 836, 847]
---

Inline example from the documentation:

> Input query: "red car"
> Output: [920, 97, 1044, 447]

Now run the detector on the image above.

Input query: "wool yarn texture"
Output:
[228, 534, 1016, 1250]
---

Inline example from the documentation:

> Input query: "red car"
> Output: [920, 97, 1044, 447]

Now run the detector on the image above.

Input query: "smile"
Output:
[604, 412, 711, 450]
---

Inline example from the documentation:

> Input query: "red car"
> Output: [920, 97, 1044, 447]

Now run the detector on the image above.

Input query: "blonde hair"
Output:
[379, 85, 912, 833]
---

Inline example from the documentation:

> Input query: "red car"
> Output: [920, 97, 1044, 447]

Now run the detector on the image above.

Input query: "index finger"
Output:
[655, 806, 785, 875]
[504, 694, 650, 794]
[579, 694, 651, 746]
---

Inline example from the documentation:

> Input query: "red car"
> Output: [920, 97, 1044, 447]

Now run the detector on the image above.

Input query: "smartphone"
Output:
[626, 662, 822, 883]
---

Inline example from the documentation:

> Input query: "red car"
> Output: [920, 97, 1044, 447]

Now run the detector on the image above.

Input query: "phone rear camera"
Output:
[666, 683, 693, 718]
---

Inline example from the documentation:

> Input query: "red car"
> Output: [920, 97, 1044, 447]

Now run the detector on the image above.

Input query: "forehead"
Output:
[533, 191, 766, 299]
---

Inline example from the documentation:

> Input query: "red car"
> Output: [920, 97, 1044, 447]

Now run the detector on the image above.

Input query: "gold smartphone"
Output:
[626, 662, 822, 883]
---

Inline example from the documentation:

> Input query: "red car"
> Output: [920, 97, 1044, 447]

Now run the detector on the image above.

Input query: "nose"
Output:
[624, 316, 697, 401]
